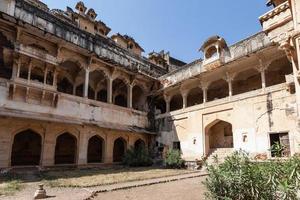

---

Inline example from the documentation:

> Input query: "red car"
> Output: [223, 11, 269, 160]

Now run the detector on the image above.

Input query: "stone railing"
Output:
[0, 80, 149, 130]
[155, 83, 288, 119]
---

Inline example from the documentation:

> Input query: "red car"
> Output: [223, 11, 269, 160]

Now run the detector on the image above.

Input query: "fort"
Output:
[0, 0, 299, 168]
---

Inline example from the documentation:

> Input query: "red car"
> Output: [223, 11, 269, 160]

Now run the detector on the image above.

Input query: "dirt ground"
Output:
[93, 176, 208, 200]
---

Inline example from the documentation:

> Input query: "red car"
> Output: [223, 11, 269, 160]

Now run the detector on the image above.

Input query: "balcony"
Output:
[0, 79, 149, 130]
[259, 1, 293, 42]
[9, 78, 58, 107]
[202, 54, 225, 71]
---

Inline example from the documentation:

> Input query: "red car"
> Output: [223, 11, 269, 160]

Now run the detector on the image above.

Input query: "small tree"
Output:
[164, 149, 184, 168]
[123, 147, 153, 167]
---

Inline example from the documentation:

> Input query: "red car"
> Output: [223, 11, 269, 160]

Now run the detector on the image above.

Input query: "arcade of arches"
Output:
[156, 57, 293, 114]
[2, 119, 149, 167]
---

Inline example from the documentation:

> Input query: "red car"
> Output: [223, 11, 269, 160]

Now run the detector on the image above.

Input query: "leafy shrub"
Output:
[205, 151, 300, 200]
[164, 149, 185, 168]
[270, 142, 285, 157]
[123, 147, 153, 167]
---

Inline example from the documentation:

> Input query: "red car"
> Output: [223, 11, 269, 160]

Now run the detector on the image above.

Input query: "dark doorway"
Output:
[55, 133, 77, 164]
[113, 138, 126, 162]
[269, 132, 290, 157]
[11, 130, 42, 166]
[87, 136, 104, 163]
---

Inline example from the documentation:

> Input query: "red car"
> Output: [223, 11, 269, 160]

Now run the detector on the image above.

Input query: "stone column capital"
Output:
[223, 72, 236, 82]
[163, 94, 171, 103]
[199, 81, 210, 90]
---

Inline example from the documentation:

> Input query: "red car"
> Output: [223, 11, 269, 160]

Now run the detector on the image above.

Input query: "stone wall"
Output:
[0, 117, 150, 168]
[156, 84, 299, 160]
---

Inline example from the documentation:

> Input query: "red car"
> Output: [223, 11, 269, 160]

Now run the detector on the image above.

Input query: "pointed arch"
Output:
[87, 135, 105, 163]
[55, 132, 77, 165]
[11, 129, 42, 166]
[113, 137, 127, 162]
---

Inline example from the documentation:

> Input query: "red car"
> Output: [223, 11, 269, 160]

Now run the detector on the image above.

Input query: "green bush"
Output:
[164, 149, 185, 168]
[123, 147, 153, 167]
[205, 151, 300, 200]
[270, 142, 285, 157]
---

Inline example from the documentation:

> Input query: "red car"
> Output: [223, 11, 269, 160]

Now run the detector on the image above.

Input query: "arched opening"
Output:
[87, 135, 104, 163]
[266, 58, 293, 87]
[57, 77, 73, 95]
[0, 32, 13, 79]
[134, 139, 146, 150]
[97, 89, 107, 102]
[155, 97, 166, 114]
[132, 85, 146, 111]
[30, 66, 44, 83]
[115, 94, 127, 107]
[89, 70, 107, 101]
[233, 68, 261, 95]
[205, 120, 233, 154]
[170, 94, 183, 111]
[75, 84, 84, 97]
[59, 61, 83, 96]
[187, 88, 203, 107]
[11, 129, 42, 166]
[113, 78, 128, 107]
[205, 46, 218, 59]
[207, 79, 228, 102]
[55, 133, 77, 165]
[113, 137, 127, 162]
[88, 86, 95, 100]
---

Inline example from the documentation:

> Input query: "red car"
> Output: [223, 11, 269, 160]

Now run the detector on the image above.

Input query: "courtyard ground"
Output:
[0, 167, 207, 200]
[93, 176, 207, 200]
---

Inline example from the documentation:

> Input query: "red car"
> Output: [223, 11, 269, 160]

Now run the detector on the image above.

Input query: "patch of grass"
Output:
[42, 167, 193, 188]
[0, 180, 22, 196]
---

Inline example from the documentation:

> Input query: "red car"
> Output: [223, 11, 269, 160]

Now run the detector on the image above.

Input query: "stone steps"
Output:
[205, 148, 234, 166]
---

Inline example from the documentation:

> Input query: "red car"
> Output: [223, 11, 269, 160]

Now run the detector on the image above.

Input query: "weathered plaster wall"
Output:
[156, 85, 299, 160]
[0, 117, 150, 168]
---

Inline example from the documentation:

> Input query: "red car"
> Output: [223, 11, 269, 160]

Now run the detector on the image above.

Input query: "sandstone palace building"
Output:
[0, 0, 299, 168]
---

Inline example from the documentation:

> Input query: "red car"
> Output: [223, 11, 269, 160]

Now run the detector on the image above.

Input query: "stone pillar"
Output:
[41, 125, 56, 166]
[43, 66, 48, 85]
[202, 86, 208, 104]
[280, 41, 300, 117]
[84, 68, 90, 98]
[229, 80, 233, 98]
[94, 90, 98, 100]
[257, 59, 269, 93]
[107, 78, 113, 103]
[27, 61, 32, 82]
[225, 73, 235, 100]
[16, 59, 21, 78]
[53, 69, 58, 87]
[0, 127, 12, 168]
[77, 131, 88, 165]
[104, 134, 113, 164]
[127, 84, 133, 108]
[11, 55, 20, 79]
[164, 95, 171, 113]
[181, 91, 188, 109]
[261, 69, 266, 92]
[73, 85, 76, 95]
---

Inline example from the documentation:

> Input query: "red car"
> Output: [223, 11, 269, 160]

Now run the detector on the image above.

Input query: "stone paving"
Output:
[93, 176, 208, 200]
[1, 171, 207, 200]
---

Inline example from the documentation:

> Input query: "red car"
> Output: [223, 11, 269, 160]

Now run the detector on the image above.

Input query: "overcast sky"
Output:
[42, 0, 270, 63]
